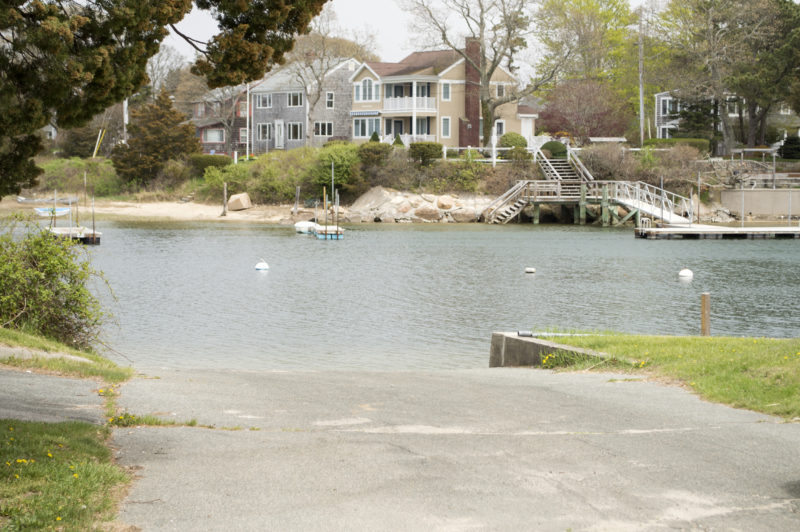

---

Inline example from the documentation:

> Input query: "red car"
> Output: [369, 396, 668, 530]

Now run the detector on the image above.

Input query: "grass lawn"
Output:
[0, 420, 129, 530]
[547, 333, 800, 419]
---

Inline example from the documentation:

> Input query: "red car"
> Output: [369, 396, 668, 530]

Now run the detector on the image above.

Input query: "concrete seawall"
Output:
[489, 332, 611, 367]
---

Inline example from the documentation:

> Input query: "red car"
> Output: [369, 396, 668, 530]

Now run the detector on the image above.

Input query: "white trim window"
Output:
[194, 103, 205, 118]
[441, 116, 451, 138]
[354, 78, 379, 102]
[203, 128, 225, 143]
[236, 101, 247, 118]
[314, 122, 333, 136]
[441, 82, 451, 101]
[288, 92, 303, 107]
[287, 122, 303, 140]
[257, 123, 273, 141]
[239, 128, 248, 143]
[496, 84, 505, 98]
[353, 118, 380, 138]
[495, 120, 505, 137]
[256, 94, 272, 109]
[326, 92, 335, 109]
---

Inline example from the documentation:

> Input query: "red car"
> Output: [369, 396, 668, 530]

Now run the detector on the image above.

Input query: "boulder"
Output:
[414, 204, 441, 221]
[437, 195, 455, 210]
[227, 192, 252, 211]
[421, 193, 436, 203]
[450, 208, 478, 223]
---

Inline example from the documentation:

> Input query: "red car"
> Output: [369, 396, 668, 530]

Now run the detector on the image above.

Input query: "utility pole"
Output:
[638, 9, 645, 147]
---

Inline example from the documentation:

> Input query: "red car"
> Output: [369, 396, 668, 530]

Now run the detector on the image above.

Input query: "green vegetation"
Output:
[188, 154, 233, 179]
[643, 137, 711, 155]
[37, 157, 123, 197]
[0, 419, 129, 530]
[540, 140, 567, 157]
[541, 332, 800, 419]
[409, 142, 444, 166]
[779, 136, 800, 160]
[499, 132, 527, 149]
[0, 216, 106, 349]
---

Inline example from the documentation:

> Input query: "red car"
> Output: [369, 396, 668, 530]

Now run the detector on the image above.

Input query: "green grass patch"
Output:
[545, 333, 800, 419]
[0, 419, 129, 530]
[0, 327, 133, 383]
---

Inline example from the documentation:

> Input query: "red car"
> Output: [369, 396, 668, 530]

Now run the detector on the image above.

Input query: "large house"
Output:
[192, 84, 253, 154]
[348, 39, 535, 147]
[249, 58, 359, 152]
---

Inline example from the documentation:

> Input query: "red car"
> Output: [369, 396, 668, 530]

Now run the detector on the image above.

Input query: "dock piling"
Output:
[701, 293, 711, 336]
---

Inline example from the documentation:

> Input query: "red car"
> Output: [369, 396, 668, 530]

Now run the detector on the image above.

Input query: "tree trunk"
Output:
[746, 101, 759, 147]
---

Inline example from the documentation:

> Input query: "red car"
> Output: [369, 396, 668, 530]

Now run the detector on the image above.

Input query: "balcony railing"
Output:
[383, 96, 437, 113]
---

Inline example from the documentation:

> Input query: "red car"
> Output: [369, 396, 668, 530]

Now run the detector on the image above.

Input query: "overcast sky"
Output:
[164, 0, 650, 65]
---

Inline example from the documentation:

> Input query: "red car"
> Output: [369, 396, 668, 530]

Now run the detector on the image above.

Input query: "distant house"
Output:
[249, 58, 359, 152]
[348, 39, 535, 147]
[191, 84, 254, 155]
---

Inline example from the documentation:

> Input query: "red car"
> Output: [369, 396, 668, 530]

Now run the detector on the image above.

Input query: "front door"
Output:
[393, 120, 404, 135]
[274, 119, 284, 149]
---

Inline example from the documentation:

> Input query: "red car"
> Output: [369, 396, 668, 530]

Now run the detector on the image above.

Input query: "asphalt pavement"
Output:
[109, 367, 800, 531]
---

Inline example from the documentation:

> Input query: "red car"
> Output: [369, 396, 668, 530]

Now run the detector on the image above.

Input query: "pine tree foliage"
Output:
[0, 0, 328, 199]
[111, 92, 200, 188]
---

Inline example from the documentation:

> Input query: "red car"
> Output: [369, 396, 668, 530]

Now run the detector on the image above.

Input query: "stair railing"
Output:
[567, 146, 595, 182]
[481, 180, 530, 222]
[534, 147, 562, 180]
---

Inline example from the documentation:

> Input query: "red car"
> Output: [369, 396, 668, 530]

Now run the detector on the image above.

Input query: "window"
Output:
[416, 117, 430, 135]
[326, 92, 334, 109]
[726, 98, 739, 116]
[441, 82, 451, 101]
[236, 101, 247, 117]
[288, 92, 303, 107]
[354, 84, 361, 101]
[780, 104, 792, 115]
[239, 128, 248, 143]
[355, 79, 378, 102]
[257, 123, 272, 141]
[203, 128, 224, 143]
[441, 117, 451, 138]
[194, 103, 205, 118]
[256, 94, 272, 108]
[209, 102, 220, 115]
[314, 122, 333, 136]
[287, 122, 303, 140]
[496, 84, 505, 98]
[362, 79, 373, 101]
[353, 118, 380, 137]
[495, 120, 505, 136]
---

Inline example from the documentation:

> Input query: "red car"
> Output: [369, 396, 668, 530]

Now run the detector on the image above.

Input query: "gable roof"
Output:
[356, 49, 463, 79]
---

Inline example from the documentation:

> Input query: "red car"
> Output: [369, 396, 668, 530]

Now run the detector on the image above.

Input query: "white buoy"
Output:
[678, 268, 693, 280]
[255, 259, 269, 271]
[525, 267, 536, 274]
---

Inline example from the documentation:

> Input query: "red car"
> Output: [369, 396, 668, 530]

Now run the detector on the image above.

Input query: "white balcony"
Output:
[383, 96, 437, 113]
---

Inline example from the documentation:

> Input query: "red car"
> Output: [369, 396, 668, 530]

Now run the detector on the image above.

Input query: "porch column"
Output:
[412, 81, 417, 139]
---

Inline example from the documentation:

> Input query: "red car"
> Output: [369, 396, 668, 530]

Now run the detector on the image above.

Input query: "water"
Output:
[89, 221, 800, 370]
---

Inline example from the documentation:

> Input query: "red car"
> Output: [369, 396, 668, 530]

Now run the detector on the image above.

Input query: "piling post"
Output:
[701, 292, 711, 336]
[573, 205, 579, 225]
[533, 204, 540, 224]
[579, 183, 587, 225]
[601, 185, 610, 227]
[221, 182, 228, 216]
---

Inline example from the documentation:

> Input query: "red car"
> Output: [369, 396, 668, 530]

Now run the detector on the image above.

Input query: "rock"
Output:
[421, 193, 435, 203]
[437, 195, 455, 210]
[228, 193, 252, 211]
[450, 208, 478, 223]
[350, 186, 395, 212]
[408, 196, 423, 208]
[378, 213, 396, 223]
[396, 201, 412, 214]
[414, 204, 441, 221]
[344, 213, 362, 223]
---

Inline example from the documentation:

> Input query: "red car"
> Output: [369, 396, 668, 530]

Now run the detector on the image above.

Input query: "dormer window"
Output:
[354, 78, 379, 102]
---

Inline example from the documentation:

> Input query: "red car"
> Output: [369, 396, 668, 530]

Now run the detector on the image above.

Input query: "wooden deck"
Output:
[636, 224, 800, 240]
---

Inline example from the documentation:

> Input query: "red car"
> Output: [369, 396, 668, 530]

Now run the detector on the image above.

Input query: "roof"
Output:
[364, 49, 462, 78]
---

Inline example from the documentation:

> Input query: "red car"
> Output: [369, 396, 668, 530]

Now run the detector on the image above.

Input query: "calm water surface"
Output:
[89, 222, 800, 370]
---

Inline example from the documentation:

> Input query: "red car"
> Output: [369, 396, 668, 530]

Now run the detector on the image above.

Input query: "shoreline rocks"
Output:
[346, 186, 493, 224]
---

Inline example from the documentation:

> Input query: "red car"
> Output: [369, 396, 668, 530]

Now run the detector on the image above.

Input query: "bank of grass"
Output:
[0, 419, 129, 530]
[0, 327, 133, 383]
[545, 332, 800, 419]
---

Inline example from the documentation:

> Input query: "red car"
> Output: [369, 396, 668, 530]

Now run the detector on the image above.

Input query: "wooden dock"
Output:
[636, 224, 800, 240]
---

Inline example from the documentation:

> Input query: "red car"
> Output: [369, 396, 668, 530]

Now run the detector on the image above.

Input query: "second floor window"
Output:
[441, 83, 451, 101]
[326, 92, 334, 109]
[256, 94, 272, 108]
[355, 79, 378, 102]
[236, 101, 247, 118]
[194, 103, 205, 118]
[239, 128, 248, 143]
[496, 84, 505, 98]
[288, 92, 303, 107]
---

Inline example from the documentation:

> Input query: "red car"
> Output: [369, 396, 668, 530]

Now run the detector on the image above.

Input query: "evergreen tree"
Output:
[111, 93, 200, 188]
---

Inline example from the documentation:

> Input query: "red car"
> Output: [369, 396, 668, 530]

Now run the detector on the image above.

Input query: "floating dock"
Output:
[636, 224, 800, 240]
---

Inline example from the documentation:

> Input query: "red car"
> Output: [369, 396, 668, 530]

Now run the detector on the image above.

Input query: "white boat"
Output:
[34, 207, 70, 217]
[312, 224, 344, 240]
[48, 226, 101, 245]
[294, 221, 317, 234]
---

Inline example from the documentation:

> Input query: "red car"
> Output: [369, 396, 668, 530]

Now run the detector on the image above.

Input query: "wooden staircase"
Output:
[540, 158, 580, 180]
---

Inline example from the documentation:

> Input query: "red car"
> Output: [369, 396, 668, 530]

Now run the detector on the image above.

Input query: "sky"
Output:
[164, 0, 650, 65]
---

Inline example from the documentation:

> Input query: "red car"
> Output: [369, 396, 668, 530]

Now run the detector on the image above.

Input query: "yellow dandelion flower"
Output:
[56, 517, 61, 521]
[14, 474, 19, 479]
[47, 452, 53, 458]
[73, 473, 78, 478]
[8, 427, 13, 431]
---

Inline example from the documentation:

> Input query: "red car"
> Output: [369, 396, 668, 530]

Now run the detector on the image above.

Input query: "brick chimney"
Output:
[460, 37, 481, 147]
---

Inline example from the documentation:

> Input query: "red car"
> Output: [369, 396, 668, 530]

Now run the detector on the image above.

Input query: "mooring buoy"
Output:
[525, 267, 536, 274]
[255, 259, 270, 271]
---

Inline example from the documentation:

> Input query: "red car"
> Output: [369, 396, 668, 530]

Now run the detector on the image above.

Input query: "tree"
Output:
[170, 67, 211, 116]
[0, 0, 328, 199]
[539, 79, 632, 143]
[407, 0, 564, 145]
[111, 92, 200, 188]
[147, 45, 187, 99]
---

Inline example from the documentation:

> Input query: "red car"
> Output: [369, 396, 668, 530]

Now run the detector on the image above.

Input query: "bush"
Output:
[155, 159, 193, 190]
[311, 143, 362, 198]
[188, 154, 232, 179]
[392, 135, 405, 148]
[248, 148, 317, 203]
[37, 157, 123, 197]
[369, 131, 380, 142]
[643, 137, 710, 154]
[540, 141, 567, 157]
[409, 142, 443, 166]
[358, 142, 392, 168]
[779, 136, 800, 159]
[0, 216, 106, 348]
[196, 163, 250, 201]
[505, 145, 532, 163]
[499, 132, 527, 149]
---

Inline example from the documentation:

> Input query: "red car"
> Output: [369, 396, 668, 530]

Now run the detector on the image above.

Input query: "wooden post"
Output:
[221, 182, 228, 216]
[701, 292, 711, 336]
[601, 185, 609, 227]
[573, 205, 579, 224]
[579, 184, 587, 225]
[532, 204, 540, 225]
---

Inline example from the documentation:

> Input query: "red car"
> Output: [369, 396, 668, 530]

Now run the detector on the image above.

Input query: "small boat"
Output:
[312, 225, 344, 240]
[294, 221, 316, 234]
[48, 226, 101, 245]
[34, 207, 70, 217]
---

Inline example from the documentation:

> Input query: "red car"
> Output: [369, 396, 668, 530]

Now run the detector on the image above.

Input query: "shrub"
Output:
[155, 159, 193, 190]
[409, 142, 443, 166]
[0, 216, 106, 348]
[37, 157, 123, 197]
[779, 136, 800, 159]
[358, 141, 392, 168]
[248, 148, 317, 203]
[540, 141, 567, 157]
[369, 131, 380, 142]
[505, 145, 532, 163]
[643, 137, 710, 154]
[325, 136, 350, 146]
[311, 142, 362, 198]
[188, 154, 232, 179]
[196, 163, 250, 201]
[446, 148, 460, 159]
[392, 135, 405, 148]
[499, 132, 527, 149]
